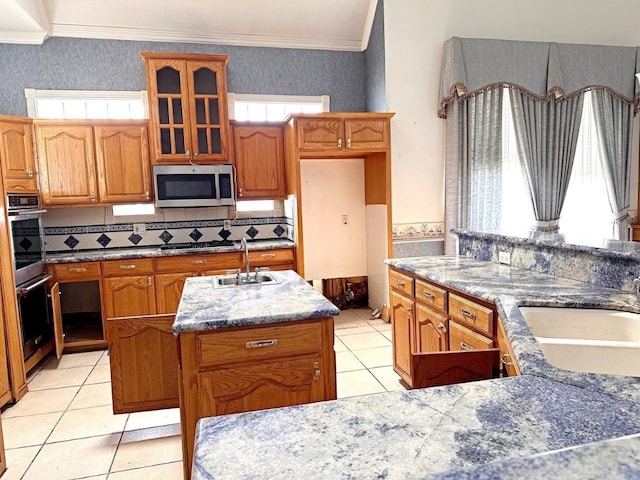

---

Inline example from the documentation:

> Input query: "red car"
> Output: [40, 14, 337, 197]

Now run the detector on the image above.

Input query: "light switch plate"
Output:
[498, 251, 511, 265]
[223, 219, 231, 230]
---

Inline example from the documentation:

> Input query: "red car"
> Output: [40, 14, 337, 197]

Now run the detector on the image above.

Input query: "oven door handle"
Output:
[17, 274, 53, 297]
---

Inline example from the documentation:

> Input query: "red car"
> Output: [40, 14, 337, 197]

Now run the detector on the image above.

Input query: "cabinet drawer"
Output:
[197, 322, 322, 368]
[448, 293, 494, 336]
[51, 262, 101, 280]
[155, 252, 242, 274]
[4, 178, 38, 193]
[449, 321, 493, 351]
[415, 280, 447, 312]
[248, 248, 294, 266]
[389, 269, 414, 297]
[102, 258, 154, 276]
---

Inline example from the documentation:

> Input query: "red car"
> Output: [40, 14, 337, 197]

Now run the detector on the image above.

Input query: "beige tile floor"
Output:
[1, 308, 404, 479]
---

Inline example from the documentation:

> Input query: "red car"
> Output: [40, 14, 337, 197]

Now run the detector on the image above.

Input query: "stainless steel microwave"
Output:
[153, 164, 235, 208]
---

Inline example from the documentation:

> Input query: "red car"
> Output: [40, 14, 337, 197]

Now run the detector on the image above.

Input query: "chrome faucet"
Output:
[634, 278, 640, 305]
[241, 237, 250, 280]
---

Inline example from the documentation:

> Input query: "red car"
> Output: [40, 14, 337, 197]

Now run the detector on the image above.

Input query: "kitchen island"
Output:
[172, 269, 339, 479]
[189, 256, 640, 479]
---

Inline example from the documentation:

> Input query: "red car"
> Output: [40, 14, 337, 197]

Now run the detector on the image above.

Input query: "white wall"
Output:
[384, 0, 640, 229]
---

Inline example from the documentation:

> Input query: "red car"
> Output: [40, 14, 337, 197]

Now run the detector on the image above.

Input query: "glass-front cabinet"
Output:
[142, 52, 230, 164]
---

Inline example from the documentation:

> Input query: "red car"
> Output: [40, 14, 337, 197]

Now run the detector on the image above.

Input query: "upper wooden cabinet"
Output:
[142, 52, 231, 165]
[232, 122, 286, 200]
[0, 115, 38, 193]
[294, 113, 391, 155]
[35, 120, 151, 206]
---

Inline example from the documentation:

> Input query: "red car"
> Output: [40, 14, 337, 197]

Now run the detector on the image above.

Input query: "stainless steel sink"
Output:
[213, 271, 279, 288]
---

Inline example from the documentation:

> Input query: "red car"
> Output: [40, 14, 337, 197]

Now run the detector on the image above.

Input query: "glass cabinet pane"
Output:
[208, 99, 219, 124]
[172, 99, 183, 124]
[193, 68, 217, 95]
[158, 98, 169, 124]
[157, 67, 181, 94]
[195, 98, 205, 124]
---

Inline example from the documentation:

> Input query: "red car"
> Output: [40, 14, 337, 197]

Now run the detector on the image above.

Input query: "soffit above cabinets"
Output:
[0, 0, 378, 51]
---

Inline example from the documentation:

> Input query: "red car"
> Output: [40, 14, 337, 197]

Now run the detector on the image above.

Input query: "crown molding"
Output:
[49, 24, 364, 52]
[0, 29, 47, 44]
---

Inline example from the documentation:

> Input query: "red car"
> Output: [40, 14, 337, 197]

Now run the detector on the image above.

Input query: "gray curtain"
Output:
[509, 90, 584, 232]
[444, 88, 503, 254]
[591, 90, 634, 239]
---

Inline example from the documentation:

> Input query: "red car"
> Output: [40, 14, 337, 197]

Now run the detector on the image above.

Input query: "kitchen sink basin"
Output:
[213, 271, 280, 288]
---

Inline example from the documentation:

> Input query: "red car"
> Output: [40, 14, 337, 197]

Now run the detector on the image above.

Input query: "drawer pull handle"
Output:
[437, 322, 447, 333]
[261, 253, 276, 259]
[119, 264, 137, 270]
[423, 291, 436, 300]
[313, 361, 321, 380]
[500, 353, 514, 367]
[395, 279, 405, 286]
[245, 339, 279, 349]
[405, 307, 412, 313]
[460, 341, 474, 351]
[192, 259, 207, 264]
[460, 308, 476, 320]
[68, 267, 87, 273]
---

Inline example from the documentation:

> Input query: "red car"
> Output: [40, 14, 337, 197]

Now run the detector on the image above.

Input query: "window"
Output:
[25, 88, 147, 120]
[497, 89, 611, 241]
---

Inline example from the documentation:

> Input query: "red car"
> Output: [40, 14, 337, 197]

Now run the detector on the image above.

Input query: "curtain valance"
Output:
[438, 36, 640, 118]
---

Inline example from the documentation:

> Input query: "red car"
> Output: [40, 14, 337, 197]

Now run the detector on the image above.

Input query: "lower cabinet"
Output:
[178, 317, 336, 480]
[0, 413, 6, 477]
[106, 314, 179, 413]
[389, 267, 514, 388]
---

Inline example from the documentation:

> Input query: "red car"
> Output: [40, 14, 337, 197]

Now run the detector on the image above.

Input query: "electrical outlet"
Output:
[498, 251, 511, 265]
[133, 223, 146, 235]
[223, 219, 231, 230]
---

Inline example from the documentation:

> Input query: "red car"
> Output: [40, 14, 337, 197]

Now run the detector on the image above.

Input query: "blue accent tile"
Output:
[273, 225, 285, 237]
[19, 237, 33, 251]
[128, 233, 143, 245]
[159, 230, 174, 244]
[97, 233, 112, 248]
[246, 226, 259, 239]
[64, 235, 80, 249]
[190, 229, 203, 241]
[218, 229, 231, 240]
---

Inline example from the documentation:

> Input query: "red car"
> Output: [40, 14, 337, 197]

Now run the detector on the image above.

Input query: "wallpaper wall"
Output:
[365, 0, 386, 112]
[0, 37, 367, 117]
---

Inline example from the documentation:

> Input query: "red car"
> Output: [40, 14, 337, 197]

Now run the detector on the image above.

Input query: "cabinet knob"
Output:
[239, 188, 243, 197]
[347, 138, 352, 148]
[90, 194, 96, 202]
[437, 322, 447, 333]
[145, 191, 150, 199]
[337, 138, 342, 148]
[147, 276, 152, 286]
[313, 361, 321, 380]
[27, 168, 34, 177]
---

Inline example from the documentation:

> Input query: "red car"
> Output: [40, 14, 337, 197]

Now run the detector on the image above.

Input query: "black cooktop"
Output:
[159, 240, 236, 250]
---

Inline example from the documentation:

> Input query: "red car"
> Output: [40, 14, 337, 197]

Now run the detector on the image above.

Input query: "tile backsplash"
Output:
[43, 206, 294, 253]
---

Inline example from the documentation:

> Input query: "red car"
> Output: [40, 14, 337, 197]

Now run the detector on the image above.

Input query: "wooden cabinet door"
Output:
[296, 117, 344, 151]
[155, 272, 192, 314]
[415, 303, 448, 354]
[0, 285, 11, 407]
[94, 123, 152, 203]
[50, 282, 64, 359]
[35, 124, 98, 205]
[344, 117, 390, 151]
[185, 59, 230, 163]
[106, 314, 179, 414]
[102, 275, 156, 319]
[143, 53, 230, 164]
[0, 117, 38, 193]
[0, 414, 6, 477]
[390, 290, 414, 384]
[198, 356, 326, 416]
[233, 123, 286, 199]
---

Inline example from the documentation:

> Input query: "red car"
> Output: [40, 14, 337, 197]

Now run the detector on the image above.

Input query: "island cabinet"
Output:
[178, 317, 336, 480]
[0, 115, 38, 193]
[389, 267, 517, 388]
[34, 120, 151, 206]
[142, 52, 230, 165]
[231, 121, 286, 200]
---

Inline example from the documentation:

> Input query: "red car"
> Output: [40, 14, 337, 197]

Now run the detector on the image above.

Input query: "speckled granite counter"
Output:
[173, 269, 339, 333]
[45, 238, 294, 263]
[190, 256, 640, 479]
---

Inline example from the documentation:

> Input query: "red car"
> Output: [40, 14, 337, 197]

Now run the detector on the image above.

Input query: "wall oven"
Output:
[7, 193, 53, 361]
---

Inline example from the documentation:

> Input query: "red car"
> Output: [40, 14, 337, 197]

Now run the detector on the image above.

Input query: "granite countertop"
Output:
[45, 238, 294, 263]
[191, 256, 640, 479]
[172, 269, 340, 334]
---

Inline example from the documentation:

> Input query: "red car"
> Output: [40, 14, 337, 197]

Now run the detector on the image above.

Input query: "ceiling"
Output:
[0, 0, 378, 51]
